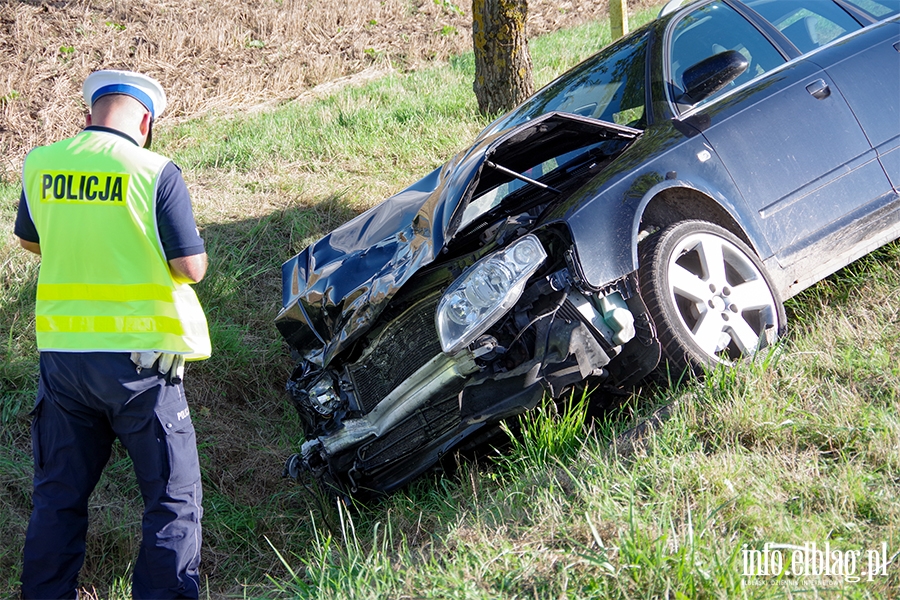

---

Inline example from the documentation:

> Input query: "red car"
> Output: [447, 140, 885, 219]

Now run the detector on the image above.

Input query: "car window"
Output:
[841, 0, 900, 19]
[482, 30, 649, 137]
[669, 0, 786, 109]
[745, 0, 863, 53]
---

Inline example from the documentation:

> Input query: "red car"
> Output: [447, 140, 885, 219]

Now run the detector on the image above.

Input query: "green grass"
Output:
[262, 292, 900, 598]
[3, 4, 899, 597]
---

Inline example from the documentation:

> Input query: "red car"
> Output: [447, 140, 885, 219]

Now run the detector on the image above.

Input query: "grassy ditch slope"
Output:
[3, 2, 900, 598]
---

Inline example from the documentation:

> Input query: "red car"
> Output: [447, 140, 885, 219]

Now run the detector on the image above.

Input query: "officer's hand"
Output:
[131, 352, 185, 384]
[158, 352, 175, 374]
[157, 353, 185, 384]
[131, 351, 161, 370]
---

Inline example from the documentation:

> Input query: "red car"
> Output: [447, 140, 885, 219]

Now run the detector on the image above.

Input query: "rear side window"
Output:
[841, 0, 900, 19]
[746, 0, 864, 53]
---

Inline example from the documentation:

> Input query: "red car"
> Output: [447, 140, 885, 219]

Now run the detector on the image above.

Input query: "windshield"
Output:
[481, 28, 649, 138]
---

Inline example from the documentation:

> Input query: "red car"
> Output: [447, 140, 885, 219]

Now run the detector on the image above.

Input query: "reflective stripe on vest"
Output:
[38, 282, 175, 303]
[36, 315, 184, 335]
[23, 130, 211, 359]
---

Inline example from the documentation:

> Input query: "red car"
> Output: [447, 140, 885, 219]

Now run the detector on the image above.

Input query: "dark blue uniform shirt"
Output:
[15, 126, 205, 260]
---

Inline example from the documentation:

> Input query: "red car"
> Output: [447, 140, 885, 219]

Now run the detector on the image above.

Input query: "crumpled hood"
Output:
[274, 140, 483, 368]
[275, 112, 641, 367]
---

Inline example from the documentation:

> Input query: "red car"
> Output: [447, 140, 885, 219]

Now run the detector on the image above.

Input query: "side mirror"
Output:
[681, 50, 749, 105]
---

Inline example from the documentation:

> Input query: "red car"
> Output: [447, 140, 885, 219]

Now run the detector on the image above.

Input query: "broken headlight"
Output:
[306, 374, 341, 416]
[436, 234, 547, 355]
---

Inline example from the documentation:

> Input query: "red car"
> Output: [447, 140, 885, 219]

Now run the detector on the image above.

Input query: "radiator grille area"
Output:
[348, 294, 443, 414]
[357, 393, 461, 470]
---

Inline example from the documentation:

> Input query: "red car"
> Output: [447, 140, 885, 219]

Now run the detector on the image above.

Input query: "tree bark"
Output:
[472, 0, 534, 116]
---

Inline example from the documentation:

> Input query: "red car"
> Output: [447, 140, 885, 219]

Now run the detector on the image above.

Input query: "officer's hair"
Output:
[91, 94, 149, 122]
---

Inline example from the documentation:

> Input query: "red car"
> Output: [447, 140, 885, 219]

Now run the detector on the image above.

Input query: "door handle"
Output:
[806, 79, 831, 100]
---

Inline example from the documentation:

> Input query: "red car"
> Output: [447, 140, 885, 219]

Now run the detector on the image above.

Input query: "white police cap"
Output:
[82, 70, 167, 119]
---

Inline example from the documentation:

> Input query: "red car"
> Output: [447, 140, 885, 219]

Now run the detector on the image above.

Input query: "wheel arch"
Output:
[634, 183, 760, 259]
[559, 175, 772, 291]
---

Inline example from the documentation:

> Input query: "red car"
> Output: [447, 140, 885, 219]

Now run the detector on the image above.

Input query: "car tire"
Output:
[638, 220, 785, 376]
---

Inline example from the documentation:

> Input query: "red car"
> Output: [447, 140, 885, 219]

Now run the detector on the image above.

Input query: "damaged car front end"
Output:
[277, 112, 654, 494]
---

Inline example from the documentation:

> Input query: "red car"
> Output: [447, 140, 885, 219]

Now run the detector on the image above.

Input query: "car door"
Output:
[808, 18, 900, 190]
[667, 0, 893, 264]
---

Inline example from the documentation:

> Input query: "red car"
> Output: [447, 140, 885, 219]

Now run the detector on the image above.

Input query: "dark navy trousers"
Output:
[21, 352, 202, 599]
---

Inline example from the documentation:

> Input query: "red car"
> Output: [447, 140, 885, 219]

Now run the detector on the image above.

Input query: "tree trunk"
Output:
[472, 0, 534, 116]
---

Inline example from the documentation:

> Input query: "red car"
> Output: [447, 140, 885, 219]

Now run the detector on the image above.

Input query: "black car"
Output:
[276, 0, 900, 496]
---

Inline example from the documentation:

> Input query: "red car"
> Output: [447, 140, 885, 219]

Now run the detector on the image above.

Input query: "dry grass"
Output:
[0, 0, 609, 178]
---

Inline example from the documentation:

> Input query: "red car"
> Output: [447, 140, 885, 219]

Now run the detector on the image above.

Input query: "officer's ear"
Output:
[85, 112, 92, 127]
[140, 112, 153, 149]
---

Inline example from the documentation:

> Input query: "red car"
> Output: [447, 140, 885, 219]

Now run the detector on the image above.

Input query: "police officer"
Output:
[14, 70, 212, 599]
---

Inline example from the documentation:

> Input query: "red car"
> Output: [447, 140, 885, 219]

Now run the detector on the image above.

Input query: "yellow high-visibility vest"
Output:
[22, 129, 211, 359]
